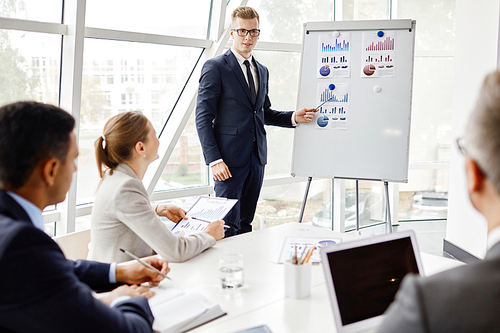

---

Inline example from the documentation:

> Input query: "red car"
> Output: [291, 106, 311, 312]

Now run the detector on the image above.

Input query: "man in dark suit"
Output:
[196, 6, 315, 236]
[0, 101, 169, 332]
[378, 70, 500, 332]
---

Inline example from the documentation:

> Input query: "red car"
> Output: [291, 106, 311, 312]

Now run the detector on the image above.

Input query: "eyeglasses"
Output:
[232, 29, 261, 37]
[456, 137, 490, 178]
[456, 137, 467, 156]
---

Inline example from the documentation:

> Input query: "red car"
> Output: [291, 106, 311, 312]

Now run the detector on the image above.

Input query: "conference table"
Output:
[157, 222, 463, 333]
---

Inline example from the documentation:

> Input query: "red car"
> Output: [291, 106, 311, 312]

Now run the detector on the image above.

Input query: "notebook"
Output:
[320, 230, 423, 333]
[148, 286, 226, 333]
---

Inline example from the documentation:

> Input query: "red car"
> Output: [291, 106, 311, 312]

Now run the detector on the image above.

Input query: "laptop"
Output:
[320, 230, 423, 333]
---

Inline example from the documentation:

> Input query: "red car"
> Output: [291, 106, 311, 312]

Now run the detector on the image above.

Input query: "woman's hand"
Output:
[156, 204, 187, 222]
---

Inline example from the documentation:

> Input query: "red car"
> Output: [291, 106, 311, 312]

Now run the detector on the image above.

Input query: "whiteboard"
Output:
[291, 20, 416, 183]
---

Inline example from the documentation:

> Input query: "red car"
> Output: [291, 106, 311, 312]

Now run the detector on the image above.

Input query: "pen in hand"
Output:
[119, 248, 172, 280]
[191, 216, 230, 229]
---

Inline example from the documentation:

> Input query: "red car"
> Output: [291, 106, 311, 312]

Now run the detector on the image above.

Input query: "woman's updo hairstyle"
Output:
[95, 111, 149, 178]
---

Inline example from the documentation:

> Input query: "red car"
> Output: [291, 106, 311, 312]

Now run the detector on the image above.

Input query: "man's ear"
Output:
[42, 158, 60, 187]
[465, 157, 486, 194]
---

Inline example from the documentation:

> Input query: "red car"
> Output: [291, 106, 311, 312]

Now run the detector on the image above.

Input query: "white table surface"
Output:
[155, 222, 464, 333]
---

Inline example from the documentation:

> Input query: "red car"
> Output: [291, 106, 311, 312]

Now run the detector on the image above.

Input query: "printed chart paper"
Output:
[314, 82, 351, 130]
[172, 197, 237, 236]
[361, 30, 396, 78]
[317, 32, 351, 78]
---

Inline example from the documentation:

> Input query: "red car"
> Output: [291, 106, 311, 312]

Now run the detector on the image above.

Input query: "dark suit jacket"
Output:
[378, 242, 500, 333]
[196, 49, 294, 168]
[0, 189, 154, 333]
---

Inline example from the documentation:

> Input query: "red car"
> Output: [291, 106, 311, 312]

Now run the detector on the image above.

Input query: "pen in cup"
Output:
[119, 248, 172, 280]
[191, 216, 230, 229]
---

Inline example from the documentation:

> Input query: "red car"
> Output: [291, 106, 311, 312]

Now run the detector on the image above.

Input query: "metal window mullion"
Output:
[334, 0, 343, 21]
[150, 186, 214, 202]
[262, 175, 308, 187]
[333, 178, 346, 232]
[57, 0, 87, 236]
[390, 0, 398, 20]
[0, 17, 67, 34]
[84, 27, 212, 48]
[225, 40, 302, 52]
[209, 0, 227, 42]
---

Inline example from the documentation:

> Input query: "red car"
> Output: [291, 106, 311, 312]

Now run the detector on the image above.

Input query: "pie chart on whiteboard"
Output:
[319, 65, 331, 77]
[317, 115, 329, 128]
[363, 64, 376, 76]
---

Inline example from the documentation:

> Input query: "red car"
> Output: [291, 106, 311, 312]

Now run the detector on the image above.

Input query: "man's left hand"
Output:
[156, 203, 187, 222]
[116, 257, 170, 286]
[295, 108, 317, 123]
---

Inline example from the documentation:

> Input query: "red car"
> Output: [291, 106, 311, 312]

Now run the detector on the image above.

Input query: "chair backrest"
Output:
[53, 229, 91, 260]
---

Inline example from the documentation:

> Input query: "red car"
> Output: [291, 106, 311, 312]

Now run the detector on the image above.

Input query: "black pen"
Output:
[191, 216, 230, 229]
[119, 248, 172, 280]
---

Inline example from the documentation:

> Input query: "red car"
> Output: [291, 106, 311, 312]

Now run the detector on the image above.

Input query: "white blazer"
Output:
[87, 164, 215, 263]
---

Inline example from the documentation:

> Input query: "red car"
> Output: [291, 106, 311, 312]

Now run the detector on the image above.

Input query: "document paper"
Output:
[172, 197, 237, 236]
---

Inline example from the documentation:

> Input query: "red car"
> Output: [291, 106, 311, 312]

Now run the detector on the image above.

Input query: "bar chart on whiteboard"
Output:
[314, 83, 351, 130]
[317, 32, 351, 78]
[361, 30, 397, 78]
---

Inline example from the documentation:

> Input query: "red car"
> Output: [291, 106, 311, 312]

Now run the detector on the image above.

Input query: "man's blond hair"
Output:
[231, 6, 260, 26]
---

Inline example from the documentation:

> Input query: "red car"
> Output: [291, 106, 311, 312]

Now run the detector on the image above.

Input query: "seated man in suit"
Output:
[0, 101, 169, 332]
[378, 70, 500, 332]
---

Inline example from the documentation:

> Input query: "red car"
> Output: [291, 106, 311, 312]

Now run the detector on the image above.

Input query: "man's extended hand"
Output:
[156, 203, 187, 222]
[295, 107, 317, 123]
[116, 257, 169, 286]
[211, 161, 232, 181]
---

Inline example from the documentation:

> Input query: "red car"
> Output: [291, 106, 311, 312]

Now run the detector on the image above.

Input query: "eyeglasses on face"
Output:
[456, 137, 467, 156]
[232, 29, 261, 37]
[456, 136, 490, 178]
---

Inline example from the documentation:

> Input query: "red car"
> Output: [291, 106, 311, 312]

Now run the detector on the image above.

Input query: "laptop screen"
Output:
[324, 235, 419, 327]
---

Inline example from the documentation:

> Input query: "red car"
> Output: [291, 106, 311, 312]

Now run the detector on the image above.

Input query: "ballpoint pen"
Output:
[191, 216, 230, 228]
[119, 248, 172, 280]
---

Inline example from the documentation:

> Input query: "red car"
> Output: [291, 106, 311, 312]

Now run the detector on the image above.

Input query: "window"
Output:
[85, 0, 211, 39]
[251, 50, 301, 178]
[249, 0, 335, 43]
[77, 38, 203, 205]
[153, 111, 210, 192]
[0, 0, 457, 236]
[0, 29, 61, 106]
[0, 0, 63, 23]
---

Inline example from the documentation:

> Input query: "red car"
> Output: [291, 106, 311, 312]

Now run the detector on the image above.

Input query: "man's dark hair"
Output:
[0, 101, 75, 189]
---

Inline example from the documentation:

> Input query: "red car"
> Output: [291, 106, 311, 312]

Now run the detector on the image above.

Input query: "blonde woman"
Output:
[88, 111, 224, 263]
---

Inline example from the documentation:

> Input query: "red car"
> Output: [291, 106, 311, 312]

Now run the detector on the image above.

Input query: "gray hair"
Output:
[464, 70, 500, 194]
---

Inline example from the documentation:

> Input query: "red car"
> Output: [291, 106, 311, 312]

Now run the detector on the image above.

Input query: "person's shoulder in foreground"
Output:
[379, 247, 500, 333]
[0, 101, 169, 332]
[379, 70, 500, 333]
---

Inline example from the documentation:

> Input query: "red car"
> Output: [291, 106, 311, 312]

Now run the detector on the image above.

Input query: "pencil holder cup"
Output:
[284, 259, 312, 299]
